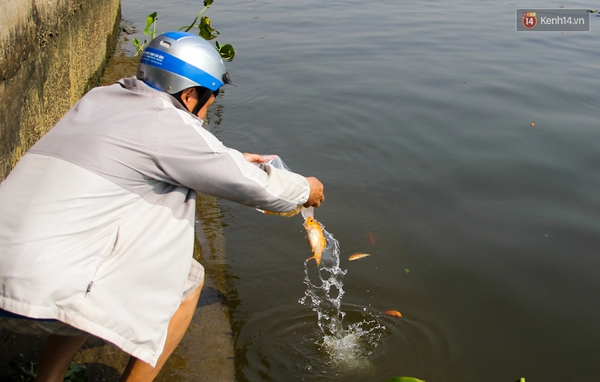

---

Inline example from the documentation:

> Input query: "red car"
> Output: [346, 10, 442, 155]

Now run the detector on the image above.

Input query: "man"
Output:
[0, 31, 324, 381]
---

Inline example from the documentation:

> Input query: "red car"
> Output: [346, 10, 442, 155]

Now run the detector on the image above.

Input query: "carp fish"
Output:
[348, 253, 370, 261]
[303, 216, 327, 266]
[383, 310, 403, 318]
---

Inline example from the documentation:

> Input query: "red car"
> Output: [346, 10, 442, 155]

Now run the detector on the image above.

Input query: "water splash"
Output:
[298, 213, 384, 369]
[299, 228, 346, 336]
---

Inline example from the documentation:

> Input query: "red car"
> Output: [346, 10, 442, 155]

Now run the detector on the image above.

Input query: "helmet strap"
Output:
[191, 87, 214, 116]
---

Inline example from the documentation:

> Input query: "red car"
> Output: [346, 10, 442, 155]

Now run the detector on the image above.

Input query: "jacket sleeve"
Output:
[153, 107, 310, 212]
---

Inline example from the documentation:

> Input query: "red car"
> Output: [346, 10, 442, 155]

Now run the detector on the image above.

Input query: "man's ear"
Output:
[180, 87, 197, 110]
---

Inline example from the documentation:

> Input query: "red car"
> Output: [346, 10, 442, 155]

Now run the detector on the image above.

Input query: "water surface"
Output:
[121, 1, 600, 380]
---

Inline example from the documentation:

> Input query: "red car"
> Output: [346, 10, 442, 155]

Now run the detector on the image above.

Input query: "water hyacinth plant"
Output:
[132, 0, 235, 61]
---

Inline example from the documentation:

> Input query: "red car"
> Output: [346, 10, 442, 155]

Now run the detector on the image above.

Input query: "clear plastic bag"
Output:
[255, 155, 303, 217]
[260, 154, 291, 171]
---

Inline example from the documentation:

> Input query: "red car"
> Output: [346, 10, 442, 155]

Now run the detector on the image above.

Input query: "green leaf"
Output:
[198, 16, 220, 40]
[132, 38, 147, 56]
[200, 16, 213, 30]
[180, 6, 208, 33]
[131, 0, 235, 61]
[144, 12, 158, 37]
[216, 42, 235, 60]
[64, 362, 88, 382]
[9, 359, 38, 381]
[387, 377, 426, 382]
[404, 268, 410, 274]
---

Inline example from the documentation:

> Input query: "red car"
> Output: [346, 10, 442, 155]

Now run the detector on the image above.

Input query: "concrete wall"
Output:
[0, 0, 122, 180]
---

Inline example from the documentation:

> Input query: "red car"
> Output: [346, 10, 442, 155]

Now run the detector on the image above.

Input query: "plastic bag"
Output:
[255, 155, 303, 217]
[260, 154, 291, 171]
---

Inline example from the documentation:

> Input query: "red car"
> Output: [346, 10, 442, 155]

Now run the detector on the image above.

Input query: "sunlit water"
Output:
[119, 0, 600, 381]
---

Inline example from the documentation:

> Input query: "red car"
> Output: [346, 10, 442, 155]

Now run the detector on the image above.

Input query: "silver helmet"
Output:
[137, 31, 232, 93]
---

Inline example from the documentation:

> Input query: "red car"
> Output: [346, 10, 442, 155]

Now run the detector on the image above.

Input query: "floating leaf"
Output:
[404, 268, 410, 274]
[348, 253, 370, 261]
[387, 377, 426, 382]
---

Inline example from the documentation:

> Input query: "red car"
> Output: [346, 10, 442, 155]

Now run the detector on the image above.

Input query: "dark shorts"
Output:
[0, 259, 204, 336]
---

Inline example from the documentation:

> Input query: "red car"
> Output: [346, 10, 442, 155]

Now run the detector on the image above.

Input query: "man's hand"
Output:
[243, 153, 267, 164]
[243, 154, 324, 208]
[304, 177, 325, 207]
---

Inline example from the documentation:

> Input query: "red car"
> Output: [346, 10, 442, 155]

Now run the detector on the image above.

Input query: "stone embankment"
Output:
[0, 0, 121, 180]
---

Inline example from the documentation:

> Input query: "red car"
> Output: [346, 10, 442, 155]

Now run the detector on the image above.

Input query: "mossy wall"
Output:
[0, 0, 122, 180]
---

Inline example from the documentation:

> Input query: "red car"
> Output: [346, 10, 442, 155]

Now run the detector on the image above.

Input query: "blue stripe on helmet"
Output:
[140, 47, 223, 91]
[161, 31, 195, 41]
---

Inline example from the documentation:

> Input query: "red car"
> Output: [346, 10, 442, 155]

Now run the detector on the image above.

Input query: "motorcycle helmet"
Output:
[137, 31, 233, 94]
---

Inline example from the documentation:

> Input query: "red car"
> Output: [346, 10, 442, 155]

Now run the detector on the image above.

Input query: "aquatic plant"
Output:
[132, 0, 235, 60]
[7, 354, 87, 381]
[385, 376, 525, 382]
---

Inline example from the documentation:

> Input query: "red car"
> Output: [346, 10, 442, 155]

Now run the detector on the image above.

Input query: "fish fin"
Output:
[306, 255, 321, 267]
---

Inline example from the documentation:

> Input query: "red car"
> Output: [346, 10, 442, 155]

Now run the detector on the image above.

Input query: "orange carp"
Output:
[348, 253, 370, 261]
[383, 310, 403, 318]
[303, 216, 327, 266]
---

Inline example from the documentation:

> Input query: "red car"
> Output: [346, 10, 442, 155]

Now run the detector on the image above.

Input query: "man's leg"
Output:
[35, 334, 88, 382]
[120, 280, 203, 382]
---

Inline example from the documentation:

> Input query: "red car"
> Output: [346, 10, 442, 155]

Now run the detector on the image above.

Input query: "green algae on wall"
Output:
[0, 0, 122, 181]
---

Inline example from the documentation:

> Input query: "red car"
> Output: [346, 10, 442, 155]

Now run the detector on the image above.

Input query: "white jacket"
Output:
[0, 78, 309, 366]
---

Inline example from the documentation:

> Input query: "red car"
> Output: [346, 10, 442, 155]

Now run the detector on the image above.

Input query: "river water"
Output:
[121, 1, 600, 381]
